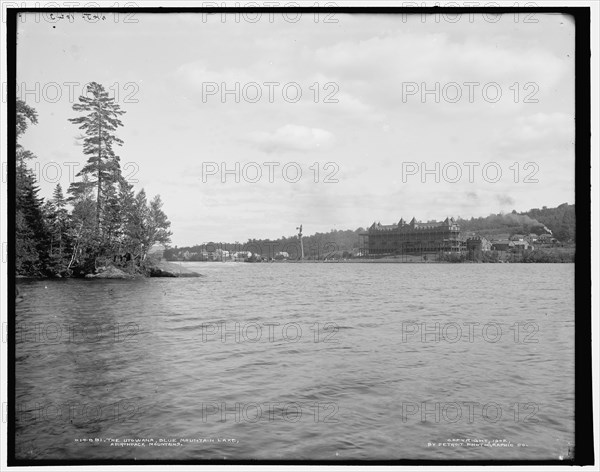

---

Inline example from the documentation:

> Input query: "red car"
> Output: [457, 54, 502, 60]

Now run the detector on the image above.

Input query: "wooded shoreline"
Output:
[16, 85, 173, 279]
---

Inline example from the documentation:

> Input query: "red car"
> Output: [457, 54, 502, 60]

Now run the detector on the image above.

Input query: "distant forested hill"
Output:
[523, 203, 575, 242]
[458, 203, 575, 242]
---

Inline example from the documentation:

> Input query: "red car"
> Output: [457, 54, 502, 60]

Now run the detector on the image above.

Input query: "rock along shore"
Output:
[85, 266, 137, 279]
[85, 261, 201, 279]
[145, 260, 202, 277]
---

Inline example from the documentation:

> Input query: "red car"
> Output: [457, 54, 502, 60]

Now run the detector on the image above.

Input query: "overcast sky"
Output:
[16, 11, 575, 246]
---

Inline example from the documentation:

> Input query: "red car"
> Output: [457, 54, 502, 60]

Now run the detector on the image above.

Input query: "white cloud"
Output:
[492, 112, 574, 160]
[245, 124, 335, 153]
[313, 28, 570, 113]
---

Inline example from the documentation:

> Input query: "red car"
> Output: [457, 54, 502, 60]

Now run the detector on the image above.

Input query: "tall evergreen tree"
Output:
[68, 82, 126, 228]
[147, 195, 172, 247]
[126, 189, 149, 260]
[15, 99, 49, 275]
[16, 99, 38, 140]
[101, 182, 124, 255]
[116, 178, 137, 261]
[44, 184, 70, 270]
[16, 173, 48, 274]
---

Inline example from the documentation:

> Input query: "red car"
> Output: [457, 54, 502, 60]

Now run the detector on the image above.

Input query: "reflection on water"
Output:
[15, 263, 574, 460]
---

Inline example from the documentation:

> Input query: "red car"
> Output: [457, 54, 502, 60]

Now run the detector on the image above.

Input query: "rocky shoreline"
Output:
[84, 260, 202, 279]
[144, 260, 202, 277]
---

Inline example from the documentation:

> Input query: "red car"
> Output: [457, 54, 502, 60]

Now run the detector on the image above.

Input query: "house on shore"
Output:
[466, 236, 492, 252]
[491, 240, 514, 251]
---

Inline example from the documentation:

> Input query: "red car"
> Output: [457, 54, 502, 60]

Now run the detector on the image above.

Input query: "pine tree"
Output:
[15, 99, 50, 275]
[43, 184, 71, 272]
[16, 99, 38, 140]
[68, 82, 126, 229]
[147, 195, 172, 247]
[130, 189, 150, 260]
[101, 182, 124, 256]
[117, 178, 136, 258]
[17, 169, 50, 275]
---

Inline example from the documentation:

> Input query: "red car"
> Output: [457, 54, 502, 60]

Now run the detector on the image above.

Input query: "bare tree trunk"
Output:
[67, 222, 84, 270]
[96, 105, 102, 228]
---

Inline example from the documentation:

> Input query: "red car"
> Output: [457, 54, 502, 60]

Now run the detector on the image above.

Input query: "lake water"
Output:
[14, 263, 575, 461]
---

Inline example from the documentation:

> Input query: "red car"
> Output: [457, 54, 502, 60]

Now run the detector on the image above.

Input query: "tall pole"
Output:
[296, 225, 304, 260]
